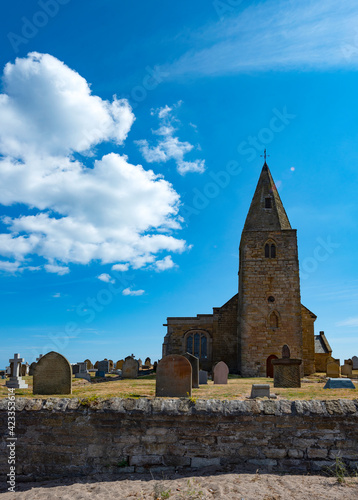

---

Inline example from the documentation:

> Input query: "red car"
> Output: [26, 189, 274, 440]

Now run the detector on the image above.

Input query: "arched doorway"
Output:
[266, 355, 278, 378]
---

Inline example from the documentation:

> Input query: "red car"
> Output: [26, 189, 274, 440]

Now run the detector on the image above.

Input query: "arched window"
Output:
[185, 331, 208, 359]
[269, 311, 279, 328]
[264, 241, 277, 258]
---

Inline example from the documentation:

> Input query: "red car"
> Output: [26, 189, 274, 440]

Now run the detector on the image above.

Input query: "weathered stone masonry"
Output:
[1, 398, 358, 481]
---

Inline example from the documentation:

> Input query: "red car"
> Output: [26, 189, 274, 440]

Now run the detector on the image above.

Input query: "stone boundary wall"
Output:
[1, 398, 358, 481]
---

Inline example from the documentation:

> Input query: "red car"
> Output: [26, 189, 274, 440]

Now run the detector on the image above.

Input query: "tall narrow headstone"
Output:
[6, 353, 28, 389]
[97, 360, 109, 373]
[199, 370, 208, 385]
[213, 361, 229, 384]
[352, 356, 358, 370]
[156, 355, 192, 397]
[33, 351, 72, 395]
[185, 352, 199, 388]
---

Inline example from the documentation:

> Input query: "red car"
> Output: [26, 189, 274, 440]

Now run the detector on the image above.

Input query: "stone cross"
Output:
[9, 353, 24, 377]
[36, 354, 43, 362]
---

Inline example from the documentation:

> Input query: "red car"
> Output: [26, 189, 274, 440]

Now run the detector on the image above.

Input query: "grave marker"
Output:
[156, 355, 192, 397]
[122, 356, 139, 379]
[199, 370, 208, 385]
[6, 353, 28, 389]
[33, 351, 71, 395]
[185, 352, 199, 388]
[213, 361, 229, 384]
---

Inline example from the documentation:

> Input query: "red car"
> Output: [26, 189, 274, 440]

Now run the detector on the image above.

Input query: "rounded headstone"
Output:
[84, 359, 93, 370]
[156, 355, 192, 397]
[33, 351, 72, 395]
[116, 359, 124, 369]
[213, 361, 229, 385]
[122, 357, 139, 378]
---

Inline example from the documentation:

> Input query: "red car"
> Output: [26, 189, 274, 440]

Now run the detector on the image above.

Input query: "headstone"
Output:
[199, 370, 208, 385]
[29, 362, 36, 376]
[72, 364, 80, 375]
[108, 359, 114, 370]
[272, 357, 302, 388]
[344, 359, 353, 366]
[95, 370, 106, 378]
[341, 363, 353, 377]
[145, 357, 151, 366]
[282, 344, 290, 359]
[326, 357, 340, 378]
[185, 352, 199, 388]
[0, 371, 5, 379]
[84, 359, 93, 370]
[324, 378, 355, 389]
[116, 359, 124, 369]
[352, 356, 358, 370]
[156, 355, 192, 397]
[94, 361, 99, 369]
[75, 361, 90, 381]
[6, 353, 28, 389]
[33, 351, 72, 395]
[138, 358, 143, 369]
[122, 356, 139, 379]
[97, 360, 109, 373]
[153, 361, 158, 372]
[213, 361, 229, 385]
[21, 363, 29, 377]
[250, 384, 270, 398]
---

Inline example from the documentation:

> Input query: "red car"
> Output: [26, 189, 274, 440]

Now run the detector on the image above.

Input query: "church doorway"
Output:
[266, 355, 278, 378]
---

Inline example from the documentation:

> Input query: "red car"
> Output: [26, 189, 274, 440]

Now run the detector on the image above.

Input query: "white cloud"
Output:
[154, 255, 176, 272]
[122, 287, 145, 296]
[161, 1, 358, 78]
[336, 317, 358, 327]
[52, 293, 61, 298]
[136, 104, 205, 175]
[44, 264, 70, 275]
[0, 260, 21, 273]
[98, 273, 115, 284]
[111, 263, 130, 272]
[0, 53, 186, 274]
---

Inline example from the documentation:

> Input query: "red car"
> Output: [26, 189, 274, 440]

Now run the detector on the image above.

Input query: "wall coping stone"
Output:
[1, 398, 358, 416]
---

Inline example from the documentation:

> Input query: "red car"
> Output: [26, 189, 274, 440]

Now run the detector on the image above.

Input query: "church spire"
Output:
[243, 161, 291, 231]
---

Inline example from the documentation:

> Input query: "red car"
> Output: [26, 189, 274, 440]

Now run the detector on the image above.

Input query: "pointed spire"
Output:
[243, 162, 291, 231]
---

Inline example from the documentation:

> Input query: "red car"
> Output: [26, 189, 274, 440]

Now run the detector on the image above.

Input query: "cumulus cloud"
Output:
[0, 53, 186, 274]
[154, 255, 176, 271]
[136, 104, 205, 175]
[97, 273, 116, 284]
[122, 287, 145, 296]
[111, 263, 130, 272]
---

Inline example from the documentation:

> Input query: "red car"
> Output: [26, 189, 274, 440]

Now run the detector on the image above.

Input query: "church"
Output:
[162, 160, 332, 377]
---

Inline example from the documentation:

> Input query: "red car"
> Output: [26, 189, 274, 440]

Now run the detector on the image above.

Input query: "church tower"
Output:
[238, 161, 303, 377]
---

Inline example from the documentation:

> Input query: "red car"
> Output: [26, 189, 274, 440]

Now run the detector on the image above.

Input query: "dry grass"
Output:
[1, 372, 357, 400]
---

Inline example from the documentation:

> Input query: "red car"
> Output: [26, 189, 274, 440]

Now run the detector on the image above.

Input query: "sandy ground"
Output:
[1, 472, 358, 499]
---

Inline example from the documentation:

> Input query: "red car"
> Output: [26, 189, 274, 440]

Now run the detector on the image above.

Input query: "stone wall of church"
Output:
[238, 230, 303, 377]
[213, 295, 239, 372]
[2, 398, 358, 481]
[301, 306, 316, 375]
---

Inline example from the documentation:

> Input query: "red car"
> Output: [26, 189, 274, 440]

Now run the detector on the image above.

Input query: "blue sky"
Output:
[0, 0, 357, 368]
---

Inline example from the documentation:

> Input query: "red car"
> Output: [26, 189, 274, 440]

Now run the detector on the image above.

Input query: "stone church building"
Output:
[162, 161, 331, 377]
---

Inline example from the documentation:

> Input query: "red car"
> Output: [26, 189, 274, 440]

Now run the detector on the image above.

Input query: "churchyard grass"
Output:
[0, 372, 357, 400]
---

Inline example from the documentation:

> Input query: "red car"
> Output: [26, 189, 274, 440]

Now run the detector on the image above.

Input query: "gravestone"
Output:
[0, 371, 5, 379]
[341, 363, 353, 377]
[116, 359, 124, 369]
[21, 363, 29, 377]
[272, 346, 302, 388]
[6, 354, 28, 389]
[122, 356, 139, 379]
[213, 361, 229, 385]
[72, 364, 80, 375]
[153, 361, 158, 372]
[251, 384, 270, 398]
[199, 370, 208, 385]
[94, 361, 99, 369]
[145, 357, 151, 366]
[324, 378, 355, 389]
[138, 358, 143, 369]
[108, 359, 114, 370]
[352, 356, 358, 370]
[97, 360, 109, 373]
[75, 361, 90, 381]
[84, 359, 93, 370]
[326, 357, 340, 378]
[33, 351, 72, 395]
[156, 355, 192, 397]
[95, 370, 106, 378]
[29, 362, 36, 376]
[185, 353, 199, 388]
